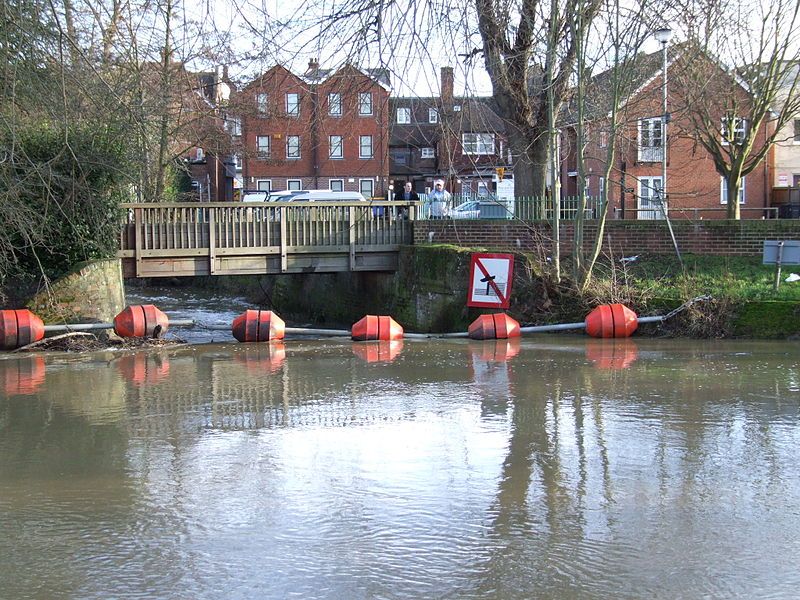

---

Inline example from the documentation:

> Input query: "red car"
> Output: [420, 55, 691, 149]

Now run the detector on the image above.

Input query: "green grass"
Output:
[620, 254, 800, 301]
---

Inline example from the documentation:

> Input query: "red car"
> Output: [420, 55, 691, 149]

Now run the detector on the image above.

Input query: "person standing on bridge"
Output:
[397, 181, 418, 219]
[429, 180, 450, 219]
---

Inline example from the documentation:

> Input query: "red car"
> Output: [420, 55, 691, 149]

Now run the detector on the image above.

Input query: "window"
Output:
[256, 179, 272, 192]
[360, 179, 374, 198]
[256, 93, 268, 115]
[286, 93, 300, 116]
[638, 117, 663, 161]
[328, 93, 342, 116]
[429, 108, 438, 123]
[477, 181, 490, 196]
[256, 135, 271, 158]
[599, 130, 608, 148]
[287, 179, 302, 191]
[397, 107, 411, 124]
[233, 154, 242, 170]
[793, 119, 800, 143]
[599, 176, 606, 200]
[226, 116, 242, 136]
[720, 176, 746, 204]
[359, 135, 373, 158]
[721, 116, 748, 146]
[329, 135, 343, 159]
[421, 147, 435, 159]
[286, 135, 300, 159]
[638, 177, 664, 219]
[462, 133, 495, 155]
[359, 92, 373, 115]
[330, 179, 344, 192]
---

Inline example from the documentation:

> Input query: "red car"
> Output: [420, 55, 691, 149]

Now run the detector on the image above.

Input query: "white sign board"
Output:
[467, 253, 515, 308]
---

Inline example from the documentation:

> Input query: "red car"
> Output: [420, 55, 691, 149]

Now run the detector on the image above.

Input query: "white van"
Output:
[289, 190, 366, 202]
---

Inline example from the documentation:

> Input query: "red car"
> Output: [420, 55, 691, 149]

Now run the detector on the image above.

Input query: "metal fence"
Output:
[418, 194, 605, 221]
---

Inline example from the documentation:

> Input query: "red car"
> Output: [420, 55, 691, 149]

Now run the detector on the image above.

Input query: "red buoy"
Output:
[232, 309, 285, 343]
[351, 340, 404, 363]
[351, 315, 403, 341]
[0, 309, 45, 350]
[468, 313, 521, 340]
[114, 305, 169, 338]
[2, 356, 46, 395]
[584, 304, 638, 338]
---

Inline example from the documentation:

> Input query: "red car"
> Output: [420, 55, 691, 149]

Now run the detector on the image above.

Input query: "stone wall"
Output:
[27, 259, 126, 324]
[413, 219, 800, 257]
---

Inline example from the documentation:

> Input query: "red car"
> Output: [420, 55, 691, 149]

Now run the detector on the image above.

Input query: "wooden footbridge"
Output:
[118, 201, 415, 278]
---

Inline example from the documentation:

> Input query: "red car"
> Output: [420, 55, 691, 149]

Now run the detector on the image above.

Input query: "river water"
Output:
[1, 287, 799, 599]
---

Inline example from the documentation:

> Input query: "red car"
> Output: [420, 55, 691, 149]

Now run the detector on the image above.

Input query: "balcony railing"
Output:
[637, 145, 664, 162]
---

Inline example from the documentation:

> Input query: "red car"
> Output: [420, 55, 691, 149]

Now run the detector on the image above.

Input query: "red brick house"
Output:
[560, 47, 771, 219]
[237, 62, 390, 198]
[389, 67, 512, 196]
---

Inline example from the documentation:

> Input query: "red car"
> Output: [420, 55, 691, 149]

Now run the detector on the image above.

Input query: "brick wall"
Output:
[413, 220, 800, 256]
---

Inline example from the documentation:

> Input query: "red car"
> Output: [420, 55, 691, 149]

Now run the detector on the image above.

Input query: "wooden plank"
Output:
[208, 207, 216, 275]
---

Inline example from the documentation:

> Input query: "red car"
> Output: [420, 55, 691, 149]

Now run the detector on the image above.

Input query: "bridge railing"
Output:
[119, 201, 416, 276]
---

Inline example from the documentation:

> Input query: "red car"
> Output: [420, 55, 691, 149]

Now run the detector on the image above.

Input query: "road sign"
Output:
[467, 253, 515, 308]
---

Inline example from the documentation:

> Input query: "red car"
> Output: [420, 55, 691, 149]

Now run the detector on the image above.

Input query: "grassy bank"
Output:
[531, 254, 800, 338]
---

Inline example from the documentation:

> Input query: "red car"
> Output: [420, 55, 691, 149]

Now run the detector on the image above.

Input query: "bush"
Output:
[0, 122, 131, 285]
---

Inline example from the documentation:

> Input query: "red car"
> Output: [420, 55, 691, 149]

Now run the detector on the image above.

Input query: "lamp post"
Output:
[654, 27, 672, 211]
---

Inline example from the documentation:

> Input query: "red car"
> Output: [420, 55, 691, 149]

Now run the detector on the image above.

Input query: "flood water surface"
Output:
[1, 336, 799, 599]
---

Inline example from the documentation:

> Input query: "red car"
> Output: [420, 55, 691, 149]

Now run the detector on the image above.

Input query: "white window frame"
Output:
[720, 176, 746, 204]
[462, 133, 495, 155]
[599, 130, 608, 148]
[359, 178, 374, 198]
[256, 179, 272, 192]
[256, 93, 268, 115]
[721, 116, 748, 146]
[286, 135, 301, 159]
[359, 92, 373, 115]
[226, 116, 242, 136]
[329, 135, 343, 159]
[429, 108, 438, 123]
[359, 135, 373, 159]
[256, 135, 271, 158]
[638, 117, 663, 161]
[397, 107, 411, 124]
[328, 92, 342, 116]
[421, 147, 435, 159]
[330, 179, 344, 192]
[286, 92, 300, 116]
[638, 176, 664, 220]
[287, 179, 302, 191]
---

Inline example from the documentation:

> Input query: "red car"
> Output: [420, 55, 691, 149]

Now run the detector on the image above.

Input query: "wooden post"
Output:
[349, 206, 356, 270]
[280, 206, 288, 272]
[208, 207, 216, 275]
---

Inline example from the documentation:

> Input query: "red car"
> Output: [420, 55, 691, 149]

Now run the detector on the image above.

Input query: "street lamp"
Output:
[653, 26, 683, 267]
[654, 27, 672, 211]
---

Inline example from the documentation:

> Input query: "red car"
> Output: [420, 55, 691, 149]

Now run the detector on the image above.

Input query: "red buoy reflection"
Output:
[469, 337, 521, 362]
[585, 338, 639, 370]
[2, 355, 46, 396]
[117, 352, 171, 386]
[234, 342, 286, 373]
[351, 340, 404, 363]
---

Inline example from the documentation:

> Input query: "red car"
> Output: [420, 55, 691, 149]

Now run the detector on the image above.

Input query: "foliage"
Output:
[0, 122, 130, 284]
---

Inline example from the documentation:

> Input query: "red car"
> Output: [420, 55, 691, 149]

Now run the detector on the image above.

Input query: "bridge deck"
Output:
[119, 201, 415, 278]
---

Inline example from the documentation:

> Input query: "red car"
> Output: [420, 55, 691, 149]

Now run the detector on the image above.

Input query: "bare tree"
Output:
[673, 0, 800, 219]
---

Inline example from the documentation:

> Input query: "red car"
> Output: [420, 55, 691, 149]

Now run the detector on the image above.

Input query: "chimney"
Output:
[441, 66, 454, 107]
[307, 58, 320, 79]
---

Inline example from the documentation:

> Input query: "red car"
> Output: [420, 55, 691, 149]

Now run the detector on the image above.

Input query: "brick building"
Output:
[389, 67, 512, 196]
[560, 47, 770, 219]
[237, 62, 390, 198]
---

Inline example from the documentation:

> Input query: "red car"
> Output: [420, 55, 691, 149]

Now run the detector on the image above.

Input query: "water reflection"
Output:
[1, 339, 799, 599]
[351, 340, 403, 363]
[1, 355, 46, 396]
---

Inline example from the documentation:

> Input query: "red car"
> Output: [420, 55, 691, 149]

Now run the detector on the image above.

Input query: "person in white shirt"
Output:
[428, 180, 451, 219]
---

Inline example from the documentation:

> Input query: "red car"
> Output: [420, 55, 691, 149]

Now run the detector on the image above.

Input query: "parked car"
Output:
[241, 189, 270, 202]
[449, 200, 481, 219]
